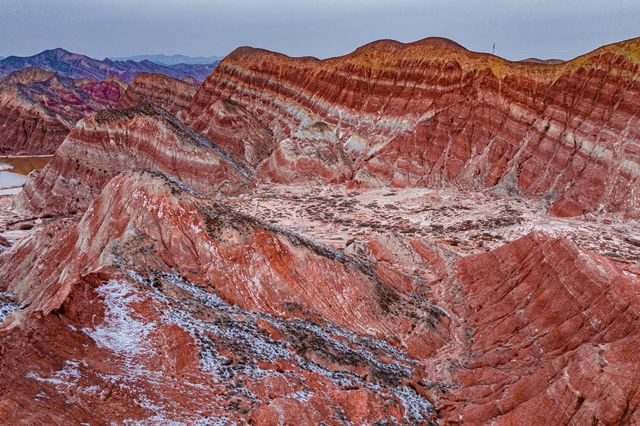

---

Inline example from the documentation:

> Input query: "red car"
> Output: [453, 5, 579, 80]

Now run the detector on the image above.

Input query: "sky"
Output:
[1, 0, 639, 61]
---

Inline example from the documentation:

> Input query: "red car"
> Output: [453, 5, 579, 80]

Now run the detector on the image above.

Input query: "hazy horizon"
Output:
[1, 0, 639, 61]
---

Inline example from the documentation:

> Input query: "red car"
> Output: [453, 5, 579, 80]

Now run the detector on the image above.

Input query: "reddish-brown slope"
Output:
[178, 98, 275, 168]
[15, 104, 253, 215]
[0, 170, 441, 424]
[117, 72, 197, 115]
[257, 121, 352, 184]
[74, 75, 127, 107]
[183, 37, 640, 217]
[437, 233, 640, 424]
[0, 86, 72, 154]
[0, 68, 126, 154]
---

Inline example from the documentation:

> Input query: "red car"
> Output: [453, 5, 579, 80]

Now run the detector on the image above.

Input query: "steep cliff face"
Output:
[437, 233, 640, 425]
[0, 171, 441, 424]
[16, 104, 253, 215]
[0, 68, 126, 154]
[183, 37, 640, 217]
[117, 72, 197, 115]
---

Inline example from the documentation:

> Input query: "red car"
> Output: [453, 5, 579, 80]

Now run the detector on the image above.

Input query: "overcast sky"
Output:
[1, 0, 638, 61]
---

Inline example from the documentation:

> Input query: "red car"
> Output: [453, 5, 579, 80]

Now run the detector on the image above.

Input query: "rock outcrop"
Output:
[0, 170, 442, 424]
[0, 68, 126, 154]
[16, 104, 253, 215]
[257, 122, 352, 184]
[74, 75, 128, 107]
[1, 36, 639, 425]
[437, 233, 640, 425]
[117, 72, 197, 115]
[179, 98, 274, 168]
[0, 85, 72, 154]
[182, 37, 640, 217]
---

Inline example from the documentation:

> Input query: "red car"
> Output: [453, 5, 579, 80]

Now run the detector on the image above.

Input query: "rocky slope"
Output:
[0, 48, 216, 82]
[0, 170, 440, 424]
[183, 37, 640, 218]
[117, 72, 197, 115]
[2, 169, 638, 424]
[438, 233, 640, 424]
[0, 68, 126, 154]
[16, 103, 253, 215]
[0, 37, 638, 425]
[257, 121, 352, 184]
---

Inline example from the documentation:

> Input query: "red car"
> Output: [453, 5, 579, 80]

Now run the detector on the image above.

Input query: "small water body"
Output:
[0, 156, 52, 195]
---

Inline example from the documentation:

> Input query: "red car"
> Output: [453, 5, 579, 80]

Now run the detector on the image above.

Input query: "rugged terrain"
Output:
[117, 73, 198, 115]
[0, 37, 639, 425]
[183, 37, 640, 218]
[0, 67, 127, 154]
[0, 48, 217, 82]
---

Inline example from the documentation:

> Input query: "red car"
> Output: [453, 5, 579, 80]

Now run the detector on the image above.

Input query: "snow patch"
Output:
[0, 292, 19, 323]
[82, 280, 155, 355]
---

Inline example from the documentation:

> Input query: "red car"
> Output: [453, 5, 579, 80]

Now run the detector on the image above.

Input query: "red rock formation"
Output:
[74, 75, 127, 107]
[257, 121, 352, 184]
[183, 37, 640, 217]
[117, 72, 197, 115]
[1, 37, 639, 425]
[0, 68, 126, 154]
[0, 170, 442, 424]
[16, 104, 253, 215]
[179, 98, 274, 168]
[437, 232, 640, 424]
[0, 85, 72, 154]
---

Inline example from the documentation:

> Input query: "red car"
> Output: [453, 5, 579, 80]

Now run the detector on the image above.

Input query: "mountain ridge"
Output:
[0, 48, 216, 83]
[109, 53, 220, 65]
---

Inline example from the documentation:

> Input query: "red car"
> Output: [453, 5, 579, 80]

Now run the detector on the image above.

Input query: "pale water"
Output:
[0, 156, 52, 195]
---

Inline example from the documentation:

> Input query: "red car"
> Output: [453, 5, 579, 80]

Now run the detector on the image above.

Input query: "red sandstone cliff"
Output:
[117, 72, 197, 115]
[182, 37, 640, 218]
[178, 98, 275, 168]
[0, 85, 72, 154]
[257, 121, 352, 184]
[15, 103, 253, 215]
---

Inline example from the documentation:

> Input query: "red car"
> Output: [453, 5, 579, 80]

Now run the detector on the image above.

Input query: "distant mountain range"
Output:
[0, 48, 218, 83]
[109, 53, 220, 65]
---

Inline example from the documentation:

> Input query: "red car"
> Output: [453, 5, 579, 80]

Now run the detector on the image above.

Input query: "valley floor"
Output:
[227, 184, 639, 272]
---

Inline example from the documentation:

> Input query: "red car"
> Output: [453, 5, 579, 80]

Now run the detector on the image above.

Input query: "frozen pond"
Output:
[0, 156, 51, 195]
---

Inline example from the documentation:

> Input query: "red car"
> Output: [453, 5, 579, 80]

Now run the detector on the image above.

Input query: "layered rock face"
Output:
[438, 233, 640, 424]
[74, 75, 128, 107]
[1, 37, 639, 425]
[0, 86, 72, 154]
[16, 104, 253, 214]
[178, 98, 275, 168]
[0, 68, 126, 154]
[257, 121, 352, 184]
[0, 171, 441, 424]
[183, 37, 640, 218]
[117, 72, 197, 115]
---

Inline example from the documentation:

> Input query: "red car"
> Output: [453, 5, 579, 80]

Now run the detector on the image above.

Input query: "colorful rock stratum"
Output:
[0, 37, 639, 425]
[0, 67, 127, 154]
